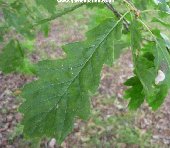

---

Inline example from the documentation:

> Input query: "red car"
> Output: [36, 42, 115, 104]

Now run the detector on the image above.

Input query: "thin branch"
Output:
[105, 2, 122, 18]
[108, 3, 130, 27]
[104, 2, 130, 31]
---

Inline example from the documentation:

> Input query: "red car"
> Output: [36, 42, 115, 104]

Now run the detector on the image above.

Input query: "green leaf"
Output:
[85, 3, 104, 9]
[124, 55, 156, 109]
[35, 3, 85, 26]
[114, 40, 129, 59]
[88, 6, 114, 29]
[124, 52, 168, 110]
[36, 0, 57, 14]
[124, 76, 145, 110]
[0, 40, 35, 74]
[132, 0, 153, 10]
[41, 22, 50, 37]
[153, 30, 170, 86]
[154, 0, 170, 14]
[130, 19, 142, 56]
[2, 1, 35, 38]
[134, 55, 168, 110]
[135, 57, 156, 99]
[114, 19, 123, 40]
[152, 17, 170, 28]
[160, 33, 170, 50]
[19, 15, 126, 143]
[0, 40, 24, 73]
[125, 18, 170, 110]
[148, 84, 168, 110]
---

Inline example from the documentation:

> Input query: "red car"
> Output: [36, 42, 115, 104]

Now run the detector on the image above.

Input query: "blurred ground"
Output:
[1, 5, 170, 148]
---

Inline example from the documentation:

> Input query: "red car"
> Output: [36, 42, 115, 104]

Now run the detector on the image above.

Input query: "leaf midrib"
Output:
[27, 12, 129, 138]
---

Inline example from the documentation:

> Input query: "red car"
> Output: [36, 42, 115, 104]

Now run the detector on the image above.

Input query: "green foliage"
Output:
[0, 40, 34, 74]
[124, 17, 170, 110]
[152, 17, 170, 28]
[19, 16, 126, 143]
[0, 2, 85, 73]
[2, 1, 35, 38]
[1, 0, 170, 145]
[155, 0, 170, 13]
[35, 0, 57, 14]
